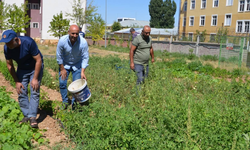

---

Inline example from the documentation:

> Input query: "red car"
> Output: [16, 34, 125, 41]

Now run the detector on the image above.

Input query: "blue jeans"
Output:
[134, 64, 149, 85]
[17, 66, 43, 118]
[59, 68, 81, 105]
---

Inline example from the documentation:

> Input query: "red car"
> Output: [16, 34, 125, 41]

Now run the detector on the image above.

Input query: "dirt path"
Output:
[89, 47, 129, 59]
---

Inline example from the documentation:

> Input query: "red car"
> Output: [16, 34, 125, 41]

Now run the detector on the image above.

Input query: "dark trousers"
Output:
[134, 64, 149, 85]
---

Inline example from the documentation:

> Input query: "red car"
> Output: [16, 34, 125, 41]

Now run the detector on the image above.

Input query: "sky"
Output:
[92, 0, 180, 27]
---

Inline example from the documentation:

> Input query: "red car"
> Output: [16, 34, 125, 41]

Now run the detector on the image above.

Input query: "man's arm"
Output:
[150, 45, 155, 63]
[130, 45, 137, 70]
[56, 39, 67, 80]
[81, 41, 89, 80]
[6, 59, 24, 94]
[31, 53, 42, 91]
[6, 59, 18, 82]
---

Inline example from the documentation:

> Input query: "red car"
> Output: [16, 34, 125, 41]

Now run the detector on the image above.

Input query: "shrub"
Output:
[187, 61, 203, 71]
[200, 55, 218, 61]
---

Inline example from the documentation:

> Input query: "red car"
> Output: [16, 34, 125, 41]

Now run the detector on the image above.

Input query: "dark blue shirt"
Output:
[4, 36, 43, 70]
[79, 31, 85, 38]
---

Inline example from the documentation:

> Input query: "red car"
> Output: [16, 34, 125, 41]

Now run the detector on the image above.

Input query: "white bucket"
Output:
[68, 79, 91, 103]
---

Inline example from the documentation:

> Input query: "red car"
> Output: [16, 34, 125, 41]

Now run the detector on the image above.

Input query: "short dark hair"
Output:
[130, 28, 135, 32]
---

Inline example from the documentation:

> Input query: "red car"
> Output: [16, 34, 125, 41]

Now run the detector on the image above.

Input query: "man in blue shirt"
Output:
[56, 24, 89, 109]
[0, 30, 43, 128]
[79, 27, 85, 38]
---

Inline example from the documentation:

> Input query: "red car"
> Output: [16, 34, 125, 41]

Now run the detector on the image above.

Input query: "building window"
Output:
[201, 0, 206, 8]
[184, 1, 187, 11]
[31, 22, 39, 28]
[189, 16, 194, 26]
[32, 3, 39, 9]
[236, 20, 250, 33]
[210, 34, 216, 42]
[211, 15, 217, 26]
[191, 0, 195, 9]
[224, 14, 231, 26]
[200, 15, 205, 26]
[183, 17, 186, 26]
[239, 0, 245, 11]
[237, 21, 243, 32]
[27, 3, 31, 9]
[247, 0, 250, 11]
[188, 33, 193, 41]
[245, 21, 250, 32]
[213, 0, 219, 7]
[238, 0, 250, 11]
[226, 0, 233, 6]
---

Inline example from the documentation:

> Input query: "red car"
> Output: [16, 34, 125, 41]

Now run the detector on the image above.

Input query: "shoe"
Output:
[19, 117, 29, 124]
[61, 103, 68, 110]
[29, 117, 38, 128]
[72, 103, 75, 110]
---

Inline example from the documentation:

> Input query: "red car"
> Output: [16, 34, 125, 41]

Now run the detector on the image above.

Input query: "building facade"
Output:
[26, 0, 42, 38]
[179, 0, 250, 41]
[2, 0, 87, 39]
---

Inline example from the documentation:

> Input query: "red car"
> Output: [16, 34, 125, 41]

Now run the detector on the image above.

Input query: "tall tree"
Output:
[48, 12, 70, 39]
[66, 0, 97, 28]
[161, 0, 176, 28]
[149, 0, 163, 28]
[4, 1, 30, 33]
[111, 21, 122, 32]
[149, 0, 176, 28]
[87, 15, 105, 45]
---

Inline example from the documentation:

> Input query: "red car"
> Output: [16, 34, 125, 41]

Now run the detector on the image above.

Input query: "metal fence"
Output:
[99, 31, 250, 68]
[218, 36, 250, 68]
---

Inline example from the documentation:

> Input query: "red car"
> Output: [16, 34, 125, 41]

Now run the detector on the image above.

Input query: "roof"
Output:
[113, 27, 178, 36]
[107, 20, 150, 27]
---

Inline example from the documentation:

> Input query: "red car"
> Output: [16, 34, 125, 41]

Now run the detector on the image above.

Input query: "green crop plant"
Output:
[0, 87, 43, 149]
[187, 48, 197, 60]
[1, 47, 250, 149]
[53, 55, 250, 149]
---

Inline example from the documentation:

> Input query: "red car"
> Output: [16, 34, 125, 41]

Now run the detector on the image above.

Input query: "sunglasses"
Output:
[143, 31, 150, 34]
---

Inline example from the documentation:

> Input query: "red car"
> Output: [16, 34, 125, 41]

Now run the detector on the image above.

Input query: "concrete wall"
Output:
[3, 0, 22, 6]
[41, 0, 86, 39]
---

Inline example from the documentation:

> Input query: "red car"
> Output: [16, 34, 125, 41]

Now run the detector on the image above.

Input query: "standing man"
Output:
[56, 25, 89, 110]
[130, 25, 154, 85]
[130, 28, 139, 41]
[79, 27, 85, 38]
[0, 30, 43, 128]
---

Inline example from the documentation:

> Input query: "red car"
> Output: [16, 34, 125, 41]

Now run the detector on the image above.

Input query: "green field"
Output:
[1, 46, 250, 149]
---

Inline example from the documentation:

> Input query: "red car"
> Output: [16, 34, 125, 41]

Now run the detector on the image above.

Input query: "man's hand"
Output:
[16, 82, 24, 95]
[151, 58, 155, 63]
[81, 68, 87, 80]
[130, 62, 135, 70]
[31, 78, 39, 92]
[60, 69, 67, 80]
